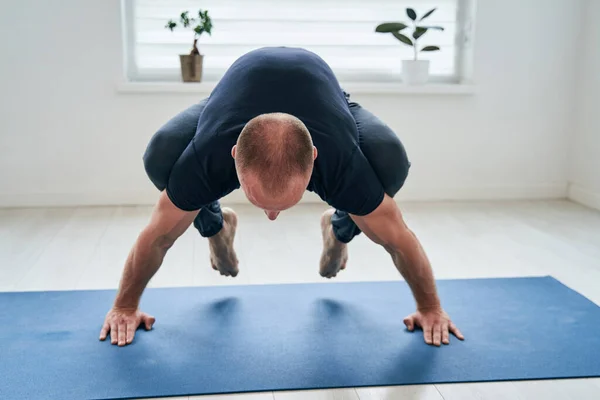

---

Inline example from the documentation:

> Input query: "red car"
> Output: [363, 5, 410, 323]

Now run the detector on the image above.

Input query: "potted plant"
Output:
[376, 8, 443, 85]
[166, 10, 213, 82]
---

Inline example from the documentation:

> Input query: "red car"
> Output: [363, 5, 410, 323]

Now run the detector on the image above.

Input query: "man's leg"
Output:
[143, 100, 206, 190]
[143, 100, 239, 276]
[331, 97, 411, 241]
[320, 94, 410, 277]
[143, 99, 224, 238]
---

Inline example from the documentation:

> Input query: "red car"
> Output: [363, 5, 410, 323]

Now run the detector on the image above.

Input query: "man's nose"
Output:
[265, 211, 280, 220]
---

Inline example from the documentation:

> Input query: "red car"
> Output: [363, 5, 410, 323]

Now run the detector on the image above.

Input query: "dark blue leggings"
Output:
[143, 93, 410, 243]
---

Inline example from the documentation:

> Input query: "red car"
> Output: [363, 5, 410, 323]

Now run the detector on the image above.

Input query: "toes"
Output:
[217, 267, 239, 277]
[320, 267, 342, 279]
[321, 272, 337, 279]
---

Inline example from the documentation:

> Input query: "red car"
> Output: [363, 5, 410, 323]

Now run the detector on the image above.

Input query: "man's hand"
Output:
[98, 191, 196, 347]
[403, 307, 464, 346]
[99, 308, 156, 346]
[350, 195, 466, 345]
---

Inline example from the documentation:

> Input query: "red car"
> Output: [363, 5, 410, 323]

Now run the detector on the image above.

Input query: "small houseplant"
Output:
[166, 10, 213, 82]
[376, 8, 443, 85]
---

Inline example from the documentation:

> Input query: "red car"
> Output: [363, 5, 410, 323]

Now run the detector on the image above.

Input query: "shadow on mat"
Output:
[304, 298, 439, 386]
[207, 297, 240, 315]
[312, 298, 375, 330]
[181, 297, 243, 344]
[203, 297, 241, 328]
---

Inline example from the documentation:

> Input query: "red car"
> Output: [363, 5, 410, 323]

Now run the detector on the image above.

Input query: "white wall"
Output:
[568, 0, 600, 210]
[0, 0, 584, 207]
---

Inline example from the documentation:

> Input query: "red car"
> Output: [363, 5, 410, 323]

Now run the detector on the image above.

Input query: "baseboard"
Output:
[0, 183, 567, 208]
[0, 190, 160, 208]
[395, 183, 567, 202]
[568, 183, 600, 211]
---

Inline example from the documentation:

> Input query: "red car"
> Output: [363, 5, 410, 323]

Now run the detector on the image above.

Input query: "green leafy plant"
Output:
[375, 7, 443, 61]
[166, 10, 213, 55]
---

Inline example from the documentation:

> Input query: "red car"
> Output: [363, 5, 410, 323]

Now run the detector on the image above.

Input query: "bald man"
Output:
[99, 47, 464, 348]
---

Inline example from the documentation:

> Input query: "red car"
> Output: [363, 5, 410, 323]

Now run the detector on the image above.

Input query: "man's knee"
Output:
[354, 110, 410, 197]
[376, 135, 411, 197]
[143, 130, 174, 191]
[143, 101, 206, 190]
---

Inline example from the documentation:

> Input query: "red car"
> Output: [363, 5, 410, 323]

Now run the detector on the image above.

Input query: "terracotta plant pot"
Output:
[179, 54, 204, 82]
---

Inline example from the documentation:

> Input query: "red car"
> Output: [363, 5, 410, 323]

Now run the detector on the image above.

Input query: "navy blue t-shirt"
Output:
[166, 47, 385, 216]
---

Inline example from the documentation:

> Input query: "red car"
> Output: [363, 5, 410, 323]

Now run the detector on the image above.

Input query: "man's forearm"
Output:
[349, 195, 442, 311]
[114, 232, 170, 309]
[386, 229, 441, 310]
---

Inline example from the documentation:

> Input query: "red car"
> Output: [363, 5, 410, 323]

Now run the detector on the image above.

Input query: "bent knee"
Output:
[377, 139, 411, 196]
[144, 101, 206, 190]
[360, 128, 411, 196]
[350, 104, 410, 196]
[143, 131, 173, 191]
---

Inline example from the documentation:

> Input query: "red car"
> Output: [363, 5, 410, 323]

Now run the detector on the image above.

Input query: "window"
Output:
[123, 0, 471, 83]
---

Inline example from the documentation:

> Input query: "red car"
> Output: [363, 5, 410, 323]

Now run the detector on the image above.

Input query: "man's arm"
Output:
[350, 194, 464, 346]
[99, 190, 198, 346]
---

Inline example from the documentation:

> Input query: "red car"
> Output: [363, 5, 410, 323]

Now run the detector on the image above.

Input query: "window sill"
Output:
[117, 81, 476, 95]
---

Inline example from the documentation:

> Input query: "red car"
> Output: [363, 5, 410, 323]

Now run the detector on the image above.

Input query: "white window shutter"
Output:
[127, 0, 461, 82]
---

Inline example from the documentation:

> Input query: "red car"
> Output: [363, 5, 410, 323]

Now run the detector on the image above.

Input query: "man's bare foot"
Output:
[319, 209, 348, 279]
[209, 207, 239, 277]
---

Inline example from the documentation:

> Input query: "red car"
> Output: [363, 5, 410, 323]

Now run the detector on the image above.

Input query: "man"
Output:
[99, 47, 464, 348]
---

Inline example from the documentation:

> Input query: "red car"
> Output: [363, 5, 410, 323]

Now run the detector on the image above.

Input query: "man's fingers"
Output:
[442, 322, 450, 345]
[432, 323, 442, 346]
[143, 315, 156, 331]
[99, 322, 110, 341]
[449, 321, 465, 340]
[423, 323, 433, 345]
[110, 323, 118, 345]
[126, 322, 136, 345]
[118, 323, 127, 346]
[403, 316, 414, 331]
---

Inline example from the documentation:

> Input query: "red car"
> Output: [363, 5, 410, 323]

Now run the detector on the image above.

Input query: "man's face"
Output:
[264, 210, 281, 221]
[232, 145, 313, 220]
[241, 179, 302, 221]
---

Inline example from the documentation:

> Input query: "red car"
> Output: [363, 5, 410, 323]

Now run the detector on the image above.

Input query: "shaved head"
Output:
[233, 113, 317, 217]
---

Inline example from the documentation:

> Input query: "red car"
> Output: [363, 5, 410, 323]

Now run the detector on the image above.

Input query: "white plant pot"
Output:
[402, 60, 430, 85]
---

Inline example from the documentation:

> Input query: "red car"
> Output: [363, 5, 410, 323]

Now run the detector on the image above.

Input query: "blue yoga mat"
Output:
[1, 276, 599, 399]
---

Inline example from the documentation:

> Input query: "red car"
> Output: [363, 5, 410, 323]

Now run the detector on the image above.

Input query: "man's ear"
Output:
[313, 146, 318, 160]
[231, 145, 237, 159]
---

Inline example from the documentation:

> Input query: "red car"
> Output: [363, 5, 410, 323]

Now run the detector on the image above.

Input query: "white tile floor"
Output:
[1, 200, 600, 399]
